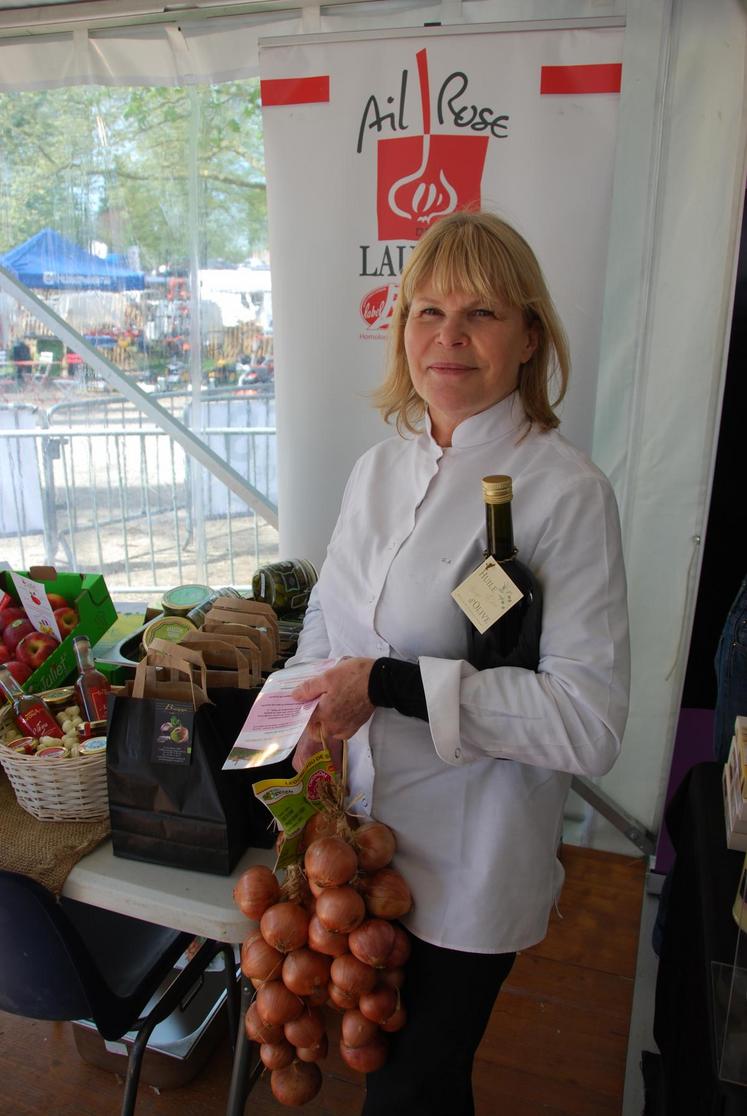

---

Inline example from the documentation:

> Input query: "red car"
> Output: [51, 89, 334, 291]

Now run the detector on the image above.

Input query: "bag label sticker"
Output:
[151, 699, 194, 765]
[451, 557, 523, 635]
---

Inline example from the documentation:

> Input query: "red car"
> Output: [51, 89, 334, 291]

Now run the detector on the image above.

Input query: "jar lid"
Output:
[161, 584, 212, 615]
[6, 737, 37, 754]
[80, 736, 107, 755]
[35, 745, 67, 759]
[482, 475, 513, 504]
[142, 615, 196, 650]
[40, 686, 75, 708]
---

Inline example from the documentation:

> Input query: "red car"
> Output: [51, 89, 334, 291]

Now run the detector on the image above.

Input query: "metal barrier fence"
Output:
[0, 389, 279, 597]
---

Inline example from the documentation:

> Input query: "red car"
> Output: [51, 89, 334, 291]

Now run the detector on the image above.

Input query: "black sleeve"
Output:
[367, 658, 428, 721]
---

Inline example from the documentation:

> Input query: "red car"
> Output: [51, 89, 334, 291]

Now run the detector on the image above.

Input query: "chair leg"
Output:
[225, 978, 262, 1116]
[221, 944, 240, 1052]
[120, 1024, 151, 1116]
[118, 938, 229, 1116]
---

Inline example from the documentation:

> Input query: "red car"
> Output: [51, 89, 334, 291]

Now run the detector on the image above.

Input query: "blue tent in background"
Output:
[0, 227, 145, 291]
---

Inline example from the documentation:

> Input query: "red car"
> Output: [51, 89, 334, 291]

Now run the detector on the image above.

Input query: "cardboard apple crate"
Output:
[0, 566, 117, 694]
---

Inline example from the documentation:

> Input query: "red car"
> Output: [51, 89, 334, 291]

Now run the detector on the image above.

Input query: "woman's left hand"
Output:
[291, 657, 376, 742]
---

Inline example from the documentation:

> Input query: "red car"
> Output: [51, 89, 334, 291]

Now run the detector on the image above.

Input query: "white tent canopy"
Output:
[0, 0, 745, 854]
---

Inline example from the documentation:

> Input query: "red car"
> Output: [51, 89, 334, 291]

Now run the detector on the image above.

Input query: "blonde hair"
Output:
[373, 210, 570, 434]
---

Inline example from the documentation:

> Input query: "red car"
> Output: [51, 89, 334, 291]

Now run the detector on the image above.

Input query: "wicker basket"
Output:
[0, 701, 108, 822]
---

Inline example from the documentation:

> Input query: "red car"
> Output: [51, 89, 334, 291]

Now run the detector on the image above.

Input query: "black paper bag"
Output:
[106, 650, 290, 874]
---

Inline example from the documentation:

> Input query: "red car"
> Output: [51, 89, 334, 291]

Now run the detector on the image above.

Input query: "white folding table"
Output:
[62, 839, 276, 1114]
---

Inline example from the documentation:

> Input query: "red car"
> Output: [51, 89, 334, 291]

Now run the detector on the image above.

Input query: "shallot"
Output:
[359, 868, 412, 919]
[256, 980, 304, 1027]
[240, 931, 283, 987]
[244, 1001, 284, 1045]
[315, 885, 365, 934]
[281, 948, 332, 998]
[270, 1060, 322, 1107]
[260, 901, 310, 953]
[348, 919, 397, 969]
[283, 1006, 326, 1049]
[359, 983, 399, 1025]
[354, 821, 396, 871]
[339, 1036, 388, 1074]
[330, 953, 378, 997]
[304, 835, 358, 888]
[260, 1039, 295, 1071]
[233, 864, 281, 920]
[341, 1008, 380, 1049]
[307, 914, 349, 958]
[295, 1033, 329, 1062]
[327, 981, 360, 1011]
[384, 924, 412, 969]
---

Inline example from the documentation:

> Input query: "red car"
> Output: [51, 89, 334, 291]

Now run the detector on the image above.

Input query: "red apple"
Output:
[0, 606, 27, 635]
[53, 606, 79, 638]
[16, 631, 59, 669]
[3, 660, 32, 684]
[46, 593, 68, 610]
[0, 644, 9, 664]
[3, 617, 34, 652]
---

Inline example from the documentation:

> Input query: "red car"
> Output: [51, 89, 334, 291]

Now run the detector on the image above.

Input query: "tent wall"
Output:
[591, 0, 746, 851]
[0, 0, 745, 853]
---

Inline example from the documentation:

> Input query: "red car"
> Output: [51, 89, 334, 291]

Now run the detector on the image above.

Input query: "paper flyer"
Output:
[11, 572, 62, 641]
[222, 658, 336, 770]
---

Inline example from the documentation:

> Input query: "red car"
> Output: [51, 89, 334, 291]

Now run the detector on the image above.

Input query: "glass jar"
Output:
[251, 559, 318, 615]
[161, 584, 212, 617]
[185, 586, 244, 628]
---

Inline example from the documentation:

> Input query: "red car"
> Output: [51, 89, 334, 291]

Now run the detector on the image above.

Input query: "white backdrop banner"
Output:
[260, 24, 623, 563]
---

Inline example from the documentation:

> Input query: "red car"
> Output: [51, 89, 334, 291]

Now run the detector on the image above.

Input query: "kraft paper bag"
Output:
[106, 646, 290, 874]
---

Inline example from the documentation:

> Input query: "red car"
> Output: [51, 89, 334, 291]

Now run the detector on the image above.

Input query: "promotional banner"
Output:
[261, 25, 623, 562]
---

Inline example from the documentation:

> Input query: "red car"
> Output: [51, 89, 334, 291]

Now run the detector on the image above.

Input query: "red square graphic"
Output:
[377, 133, 489, 241]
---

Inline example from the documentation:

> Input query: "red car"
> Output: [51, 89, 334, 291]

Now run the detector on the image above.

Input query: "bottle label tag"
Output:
[451, 558, 524, 634]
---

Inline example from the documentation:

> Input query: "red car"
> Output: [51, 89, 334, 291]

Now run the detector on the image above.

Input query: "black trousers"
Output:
[361, 933, 516, 1116]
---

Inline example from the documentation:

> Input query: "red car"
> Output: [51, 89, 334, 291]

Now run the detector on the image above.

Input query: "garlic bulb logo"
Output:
[387, 49, 458, 228]
[387, 135, 458, 226]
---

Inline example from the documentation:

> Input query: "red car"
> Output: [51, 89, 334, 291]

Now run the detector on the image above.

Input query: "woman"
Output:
[287, 210, 630, 1115]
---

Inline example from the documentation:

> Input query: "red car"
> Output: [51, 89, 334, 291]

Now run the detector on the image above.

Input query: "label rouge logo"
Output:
[357, 48, 502, 242]
[360, 284, 398, 330]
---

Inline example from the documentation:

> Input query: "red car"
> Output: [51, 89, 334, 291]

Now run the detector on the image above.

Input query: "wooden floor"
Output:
[0, 845, 646, 1116]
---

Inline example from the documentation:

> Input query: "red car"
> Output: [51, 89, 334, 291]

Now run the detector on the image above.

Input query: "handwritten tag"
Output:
[451, 558, 523, 635]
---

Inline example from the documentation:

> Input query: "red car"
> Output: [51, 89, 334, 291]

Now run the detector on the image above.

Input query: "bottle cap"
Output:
[482, 475, 513, 504]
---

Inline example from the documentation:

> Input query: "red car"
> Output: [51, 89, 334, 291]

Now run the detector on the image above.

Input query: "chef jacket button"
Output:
[454, 747, 462, 759]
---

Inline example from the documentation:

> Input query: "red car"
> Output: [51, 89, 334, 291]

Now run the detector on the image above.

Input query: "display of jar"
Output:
[161, 584, 212, 617]
[251, 559, 318, 614]
[185, 586, 244, 628]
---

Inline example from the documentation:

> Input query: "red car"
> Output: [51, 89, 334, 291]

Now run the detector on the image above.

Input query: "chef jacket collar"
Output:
[419, 392, 525, 454]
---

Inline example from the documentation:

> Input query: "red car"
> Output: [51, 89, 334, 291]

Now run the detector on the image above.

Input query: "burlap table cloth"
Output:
[0, 768, 110, 895]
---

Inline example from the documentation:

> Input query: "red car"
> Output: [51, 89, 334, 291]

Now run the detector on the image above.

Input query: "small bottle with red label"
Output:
[72, 635, 111, 722]
[0, 667, 64, 739]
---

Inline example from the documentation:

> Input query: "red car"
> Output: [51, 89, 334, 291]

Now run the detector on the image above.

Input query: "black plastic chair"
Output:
[0, 869, 239, 1116]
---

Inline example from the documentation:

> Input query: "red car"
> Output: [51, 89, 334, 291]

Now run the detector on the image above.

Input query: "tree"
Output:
[0, 79, 267, 270]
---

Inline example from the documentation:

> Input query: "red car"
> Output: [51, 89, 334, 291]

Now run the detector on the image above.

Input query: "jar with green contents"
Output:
[251, 559, 318, 614]
[141, 615, 196, 652]
[161, 584, 212, 617]
[185, 586, 244, 628]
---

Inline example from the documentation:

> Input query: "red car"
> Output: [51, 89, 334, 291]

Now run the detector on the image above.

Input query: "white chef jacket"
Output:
[288, 392, 630, 954]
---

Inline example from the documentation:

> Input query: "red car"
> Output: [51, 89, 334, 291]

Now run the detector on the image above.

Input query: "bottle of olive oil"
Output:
[468, 475, 542, 671]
